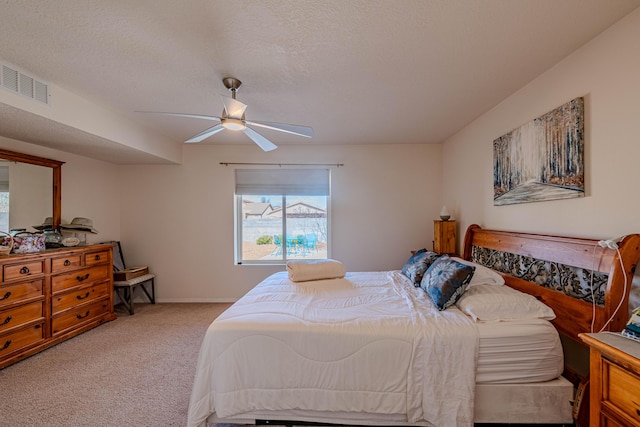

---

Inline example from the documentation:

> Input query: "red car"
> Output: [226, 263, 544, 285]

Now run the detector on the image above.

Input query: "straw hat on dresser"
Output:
[60, 217, 99, 234]
[33, 217, 54, 231]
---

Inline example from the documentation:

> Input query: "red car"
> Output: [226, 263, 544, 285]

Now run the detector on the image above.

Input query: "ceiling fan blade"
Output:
[136, 111, 222, 122]
[221, 96, 247, 118]
[243, 127, 277, 152]
[245, 120, 313, 138]
[185, 124, 225, 143]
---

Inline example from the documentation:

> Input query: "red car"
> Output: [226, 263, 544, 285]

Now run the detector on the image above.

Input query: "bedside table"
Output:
[580, 332, 640, 426]
[433, 220, 456, 255]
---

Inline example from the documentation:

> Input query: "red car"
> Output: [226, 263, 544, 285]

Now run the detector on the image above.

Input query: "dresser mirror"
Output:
[0, 148, 63, 234]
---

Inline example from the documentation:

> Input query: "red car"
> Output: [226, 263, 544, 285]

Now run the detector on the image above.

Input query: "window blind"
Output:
[0, 166, 8, 191]
[235, 169, 330, 196]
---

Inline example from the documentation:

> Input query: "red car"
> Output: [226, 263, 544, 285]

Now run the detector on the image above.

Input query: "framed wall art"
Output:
[493, 97, 584, 206]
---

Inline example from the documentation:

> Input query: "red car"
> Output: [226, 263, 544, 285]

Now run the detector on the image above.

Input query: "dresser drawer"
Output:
[85, 250, 110, 266]
[0, 301, 43, 334]
[605, 360, 640, 424]
[0, 244, 115, 369]
[3, 260, 45, 282]
[0, 323, 44, 357]
[51, 265, 110, 293]
[52, 298, 110, 335]
[601, 413, 631, 427]
[51, 254, 82, 273]
[0, 280, 44, 309]
[52, 281, 109, 313]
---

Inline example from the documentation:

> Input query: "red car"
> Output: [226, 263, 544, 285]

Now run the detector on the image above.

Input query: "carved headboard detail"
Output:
[463, 224, 640, 344]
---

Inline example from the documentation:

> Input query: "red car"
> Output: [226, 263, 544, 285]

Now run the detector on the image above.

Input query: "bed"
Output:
[188, 225, 640, 427]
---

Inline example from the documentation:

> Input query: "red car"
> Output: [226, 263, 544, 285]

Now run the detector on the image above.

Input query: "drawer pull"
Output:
[64, 259, 71, 266]
[76, 310, 90, 319]
[1, 340, 11, 351]
[76, 292, 90, 300]
[0, 291, 11, 301]
[20, 266, 30, 275]
[94, 255, 101, 261]
[76, 273, 90, 282]
[1, 315, 12, 326]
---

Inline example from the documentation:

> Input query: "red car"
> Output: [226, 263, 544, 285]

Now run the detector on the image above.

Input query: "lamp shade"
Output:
[440, 206, 450, 221]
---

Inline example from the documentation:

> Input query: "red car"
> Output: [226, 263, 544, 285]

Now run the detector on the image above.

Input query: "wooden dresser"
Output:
[580, 332, 640, 427]
[0, 243, 116, 369]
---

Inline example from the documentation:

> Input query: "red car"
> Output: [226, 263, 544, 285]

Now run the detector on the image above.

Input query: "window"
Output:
[235, 169, 330, 265]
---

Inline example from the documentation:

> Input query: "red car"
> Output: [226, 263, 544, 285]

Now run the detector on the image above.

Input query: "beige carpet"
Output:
[0, 303, 231, 427]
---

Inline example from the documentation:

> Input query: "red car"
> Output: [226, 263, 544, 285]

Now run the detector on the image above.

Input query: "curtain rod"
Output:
[220, 162, 344, 167]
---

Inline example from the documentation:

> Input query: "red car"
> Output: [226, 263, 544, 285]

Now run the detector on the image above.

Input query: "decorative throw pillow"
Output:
[401, 249, 441, 286]
[421, 255, 475, 310]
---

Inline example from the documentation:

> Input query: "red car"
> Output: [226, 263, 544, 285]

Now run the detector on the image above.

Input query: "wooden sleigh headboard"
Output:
[463, 224, 640, 344]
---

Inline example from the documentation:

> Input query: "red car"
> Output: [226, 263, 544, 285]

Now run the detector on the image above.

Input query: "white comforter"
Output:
[188, 271, 479, 427]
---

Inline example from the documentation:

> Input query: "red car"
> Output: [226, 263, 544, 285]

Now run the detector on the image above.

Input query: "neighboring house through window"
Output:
[235, 168, 330, 265]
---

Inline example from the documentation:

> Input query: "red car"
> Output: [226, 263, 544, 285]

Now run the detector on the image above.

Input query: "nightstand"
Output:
[433, 220, 456, 255]
[580, 332, 640, 426]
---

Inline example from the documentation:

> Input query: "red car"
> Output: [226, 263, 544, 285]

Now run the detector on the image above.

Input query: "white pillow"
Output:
[456, 284, 556, 322]
[451, 257, 505, 288]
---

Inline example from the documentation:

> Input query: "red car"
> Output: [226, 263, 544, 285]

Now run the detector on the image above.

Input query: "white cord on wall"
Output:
[591, 238, 628, 333]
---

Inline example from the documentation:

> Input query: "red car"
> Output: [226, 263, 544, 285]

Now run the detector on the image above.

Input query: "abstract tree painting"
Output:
[493, 97, 584, 206]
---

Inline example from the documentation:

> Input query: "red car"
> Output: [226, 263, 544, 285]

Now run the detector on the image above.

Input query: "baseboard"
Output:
[152, 298, 238, 303]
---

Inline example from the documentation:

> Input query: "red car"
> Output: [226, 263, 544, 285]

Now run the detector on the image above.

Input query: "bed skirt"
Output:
[209, 376, 574, 426]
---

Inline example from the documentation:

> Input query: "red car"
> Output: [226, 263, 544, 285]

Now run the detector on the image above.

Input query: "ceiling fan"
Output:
[139, 77, 313, 152]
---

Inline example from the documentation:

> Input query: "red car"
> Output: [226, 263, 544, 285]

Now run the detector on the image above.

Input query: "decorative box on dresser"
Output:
[433, 220, 456, 255]
[580, 332, 640, 427]
[0, 243, 116, 369]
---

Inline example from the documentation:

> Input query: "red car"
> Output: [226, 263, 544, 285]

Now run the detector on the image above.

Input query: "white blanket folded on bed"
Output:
[286, 259, 346, 282]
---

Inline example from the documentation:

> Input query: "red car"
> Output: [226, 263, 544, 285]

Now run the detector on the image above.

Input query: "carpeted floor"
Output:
[0, 303, 231, 427]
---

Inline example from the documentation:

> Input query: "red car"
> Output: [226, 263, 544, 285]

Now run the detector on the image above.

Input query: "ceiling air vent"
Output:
[1, 63, 49, 105]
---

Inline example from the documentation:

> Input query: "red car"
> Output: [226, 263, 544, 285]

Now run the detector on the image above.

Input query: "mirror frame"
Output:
[0, 148, 64, 229]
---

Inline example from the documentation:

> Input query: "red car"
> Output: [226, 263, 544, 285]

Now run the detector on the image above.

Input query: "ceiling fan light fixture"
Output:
[140, 77, 312, 151]
[221, 117, 246, 131]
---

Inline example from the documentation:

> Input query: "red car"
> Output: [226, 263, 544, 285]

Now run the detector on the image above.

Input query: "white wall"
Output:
[442, 8, 640, 244]
[0, 136, 121, 243]
[119, 143, 442, 301]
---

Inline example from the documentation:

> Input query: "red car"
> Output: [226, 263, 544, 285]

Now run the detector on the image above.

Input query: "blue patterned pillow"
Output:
[421, 255, 475, 310]
[401, 249, 441, 286]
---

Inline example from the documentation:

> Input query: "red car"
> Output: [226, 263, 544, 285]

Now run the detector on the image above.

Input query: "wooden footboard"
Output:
[463, 224, 640, 343]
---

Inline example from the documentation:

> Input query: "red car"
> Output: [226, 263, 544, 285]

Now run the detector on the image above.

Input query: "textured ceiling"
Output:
[0, 0, 639, 163]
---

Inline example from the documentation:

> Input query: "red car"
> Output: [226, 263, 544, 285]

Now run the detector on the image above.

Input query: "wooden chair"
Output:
[111, 241, 155, 315]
